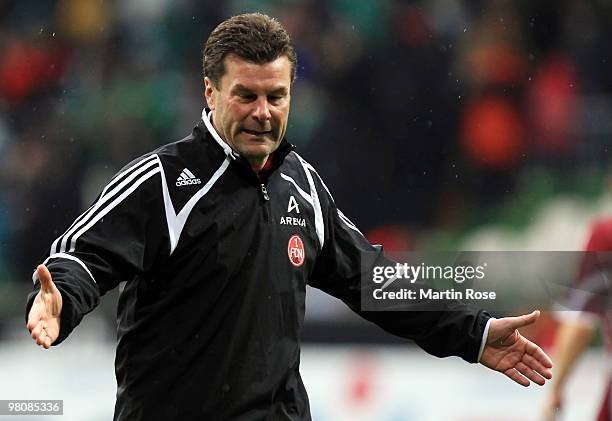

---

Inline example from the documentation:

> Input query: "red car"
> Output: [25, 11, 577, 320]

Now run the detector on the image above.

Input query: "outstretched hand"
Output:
[480, 310, 553, 386]
[27, 265, 62, 349]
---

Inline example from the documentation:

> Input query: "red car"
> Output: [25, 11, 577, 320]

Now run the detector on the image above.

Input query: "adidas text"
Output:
[176, 178, 201, 186]
[176, 168, 201, 186]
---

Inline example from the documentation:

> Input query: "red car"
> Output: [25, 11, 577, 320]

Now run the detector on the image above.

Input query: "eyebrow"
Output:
[232, 84, 288, 96]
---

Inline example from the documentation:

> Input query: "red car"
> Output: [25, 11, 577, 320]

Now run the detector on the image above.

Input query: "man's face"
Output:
[205, 54, 292, 171]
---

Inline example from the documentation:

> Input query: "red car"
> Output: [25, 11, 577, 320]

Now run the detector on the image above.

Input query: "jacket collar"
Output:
[201, 108, 239, 160]
[199, 108, 296, 171]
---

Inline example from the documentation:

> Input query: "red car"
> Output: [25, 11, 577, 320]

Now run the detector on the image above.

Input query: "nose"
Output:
[252, 96, 271, 122]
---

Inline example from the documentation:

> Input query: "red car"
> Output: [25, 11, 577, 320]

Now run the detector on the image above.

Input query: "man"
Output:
[27, 13, 552, 420]
[542, 218, 611, 421]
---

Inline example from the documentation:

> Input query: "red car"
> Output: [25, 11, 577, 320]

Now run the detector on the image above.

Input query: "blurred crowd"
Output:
[1, 0, 612, 286]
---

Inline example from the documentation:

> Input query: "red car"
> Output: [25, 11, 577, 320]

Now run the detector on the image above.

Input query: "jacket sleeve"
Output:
[25, 154, 168, 345]
[306, 166, 490, 363]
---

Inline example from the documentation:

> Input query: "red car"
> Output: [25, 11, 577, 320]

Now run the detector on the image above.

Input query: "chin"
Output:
[239, 145, 274, 159]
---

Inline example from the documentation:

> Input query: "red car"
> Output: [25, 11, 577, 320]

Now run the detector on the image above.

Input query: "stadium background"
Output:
[0, 0, 610, 419]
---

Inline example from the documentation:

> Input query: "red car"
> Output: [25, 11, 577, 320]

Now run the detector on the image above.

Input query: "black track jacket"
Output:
[26, 109, 491, 420]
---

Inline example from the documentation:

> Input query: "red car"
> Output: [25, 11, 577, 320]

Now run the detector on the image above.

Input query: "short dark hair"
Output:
[203, 13, 297, 88]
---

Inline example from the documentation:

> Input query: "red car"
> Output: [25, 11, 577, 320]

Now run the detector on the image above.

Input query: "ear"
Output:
[204, 77, 216, 110]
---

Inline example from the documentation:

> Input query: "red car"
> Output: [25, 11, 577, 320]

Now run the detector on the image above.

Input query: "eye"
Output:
[268, 95, 283, 103]
[240, 94, 257, 102]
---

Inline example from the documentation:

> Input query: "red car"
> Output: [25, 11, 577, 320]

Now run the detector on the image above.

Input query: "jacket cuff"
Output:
[477, 317, 494, 362]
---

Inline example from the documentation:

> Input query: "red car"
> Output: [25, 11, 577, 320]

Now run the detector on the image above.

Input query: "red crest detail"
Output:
[288, 235, 305, 267]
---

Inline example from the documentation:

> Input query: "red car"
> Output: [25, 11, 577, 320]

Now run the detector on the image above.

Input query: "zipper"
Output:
[260, 183, 271, 223]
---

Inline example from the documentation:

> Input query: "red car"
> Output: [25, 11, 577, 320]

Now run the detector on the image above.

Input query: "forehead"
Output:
[220, 54, 292, 91]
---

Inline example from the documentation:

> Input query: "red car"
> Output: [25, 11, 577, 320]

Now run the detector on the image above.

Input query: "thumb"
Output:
[505, 310, 540, 330]
[37, 264, 54, 290]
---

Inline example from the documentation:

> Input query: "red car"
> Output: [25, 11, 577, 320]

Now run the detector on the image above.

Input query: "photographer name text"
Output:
[373, 288, 496, 300]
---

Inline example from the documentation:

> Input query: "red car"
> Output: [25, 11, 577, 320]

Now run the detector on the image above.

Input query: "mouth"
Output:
[242, 128, 272, 137]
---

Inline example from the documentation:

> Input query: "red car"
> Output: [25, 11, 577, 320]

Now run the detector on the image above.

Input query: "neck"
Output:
[249, 159, 266, 174]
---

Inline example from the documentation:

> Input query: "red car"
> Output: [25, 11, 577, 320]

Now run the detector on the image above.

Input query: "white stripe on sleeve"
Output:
[51, 155, 158, 254]
[294, 153, 324, 249]
[68, 166, 161, 252]
[33, 252, 97, 285]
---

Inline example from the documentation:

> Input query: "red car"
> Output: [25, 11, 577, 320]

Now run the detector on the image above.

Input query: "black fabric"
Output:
[26, 118, 490, 420]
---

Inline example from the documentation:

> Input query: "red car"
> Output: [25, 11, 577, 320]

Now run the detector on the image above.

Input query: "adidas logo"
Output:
[176, 168, 202, 186]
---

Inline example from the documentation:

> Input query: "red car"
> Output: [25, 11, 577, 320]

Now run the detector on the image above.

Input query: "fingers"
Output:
[27, 303, 41, 332]
[522, 353, 553, 380]
[515, 361, 546, 386]
[29, 306, 55, 349]
[504, 360, 548, 388]
[31, 320, 53, 349]
[501, 337, 552, 387]
[488, 311, 541, 346]
[506, 310, 540, 331]
[526, 340, 553, 369]
[36, 265, 53, 290]
[30, 319, 43, 340]
[504, 368, 530, 387]
[42, 332, 51, 349]
[37, 328, 52, 349]
[36, 328, 46, 346]
[31, 320, 50, 348]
